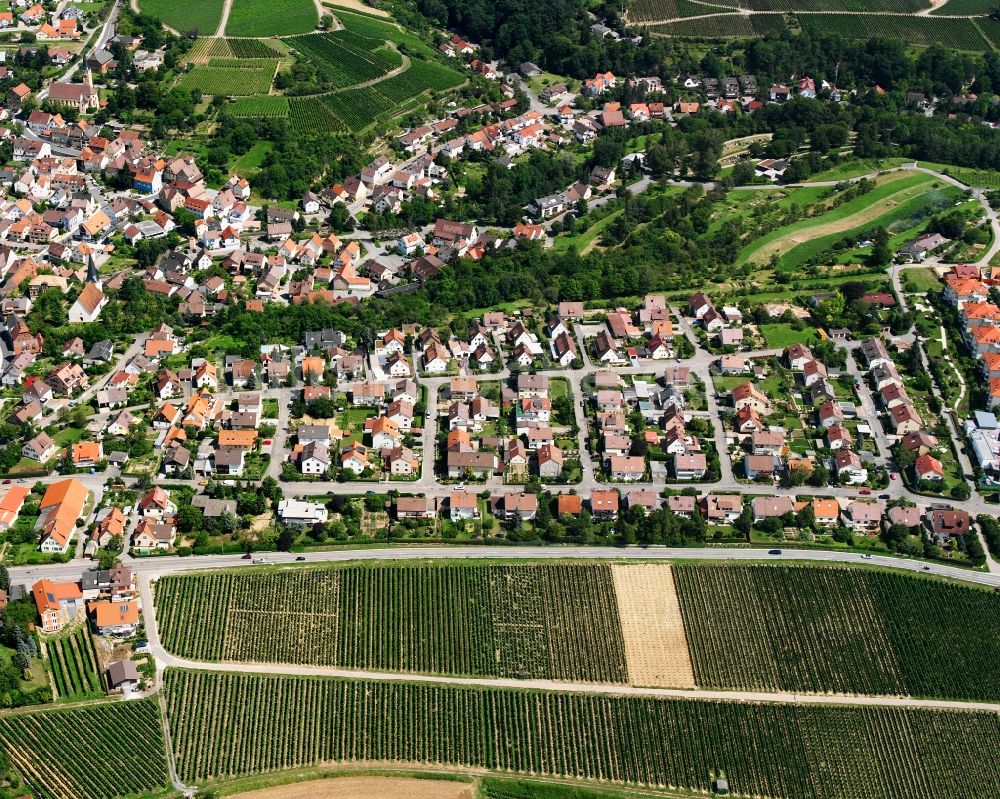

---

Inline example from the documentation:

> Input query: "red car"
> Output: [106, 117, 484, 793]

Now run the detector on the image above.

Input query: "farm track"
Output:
[633, 6, 984, 23]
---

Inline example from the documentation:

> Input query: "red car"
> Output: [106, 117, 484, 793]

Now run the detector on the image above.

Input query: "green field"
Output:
[140, 0, 224, 34]
[45, 626, 102, 701]
[188, 37, 287, 61]
[0, 700, 170, 799]
[156, 562, 1000, 701]
[918, 160, 1000, 189]
[902, 266, 942, 293]
[177, 60, 278, 96]
[154, 564, 628, 681]
[226, 0, 318, 36]
[164, 668, 1000, 797]
[758, 323, 819, 348]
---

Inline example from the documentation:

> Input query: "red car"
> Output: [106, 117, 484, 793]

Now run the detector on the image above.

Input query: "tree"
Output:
[276, 527, 295, 551]
[0, 564, 10, 592]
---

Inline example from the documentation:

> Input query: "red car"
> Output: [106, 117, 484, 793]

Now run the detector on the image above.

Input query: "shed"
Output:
[106, 659, 140, 690]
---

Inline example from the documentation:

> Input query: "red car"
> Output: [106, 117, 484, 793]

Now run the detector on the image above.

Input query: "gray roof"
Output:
[190, 496, 237, 517]
[106, 659, 140, 686]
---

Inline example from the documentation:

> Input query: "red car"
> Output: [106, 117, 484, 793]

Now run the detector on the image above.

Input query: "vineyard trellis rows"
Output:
[291, 31, 402, 89]
[155, 563, 628, 681]
[228, 96, 290, 117]
[178, 60, 278, 96]
[45, 626, 102, 700]
[0, 699, 169, 799]
[672, 563, 1000, 700]
[163, 668, 1000, 798]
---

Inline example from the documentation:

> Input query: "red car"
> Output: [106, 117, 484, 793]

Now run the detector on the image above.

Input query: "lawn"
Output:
[759, 323, 819, 348]
[140, 0, 224, 34]
[232, 140, 274, 173]
[553, 209, 621, 254]
[738, 172, 936, 265]
[902, 267, 942, 294]
[53, 428, 84, 446]
[226, 0, 317, 36]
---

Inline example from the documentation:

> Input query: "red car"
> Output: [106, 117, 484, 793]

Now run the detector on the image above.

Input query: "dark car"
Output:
[241, 553, 252, 560]
[295, 556, 306, 561]
[768, 549, 782, 555]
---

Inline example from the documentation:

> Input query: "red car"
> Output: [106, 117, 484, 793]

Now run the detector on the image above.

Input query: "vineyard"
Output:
[291, 31, 402, 88]
[178, 60, 278, 96]
[44, 626, 102, 701]
[229, 95, 290, 117]
[225, 0, 318, 36]
[648, 14, 786, 37]
[0, 699, 169, 799]
[933, 0, 996, 12]
[795, 15, 992, 49]
[154, 563, 627, 681]
[288, 97, 346, 133]
[187, 37, 286, 63]
[673, 564, 1000, 700]
[139, 0, 223, 34]
[626, 0, 740, 21]
[333, 8, 438, 57]
[163, 668, 1000, 798]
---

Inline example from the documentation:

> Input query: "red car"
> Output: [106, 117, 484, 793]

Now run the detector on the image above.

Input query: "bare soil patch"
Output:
[230, 776, 475, 799]
[611, 564, 696, 688]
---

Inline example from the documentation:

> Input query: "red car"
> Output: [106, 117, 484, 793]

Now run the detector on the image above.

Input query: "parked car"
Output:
[859, 488, 871, 495]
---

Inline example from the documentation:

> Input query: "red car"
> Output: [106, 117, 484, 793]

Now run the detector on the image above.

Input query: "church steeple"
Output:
[86, 252, 101, 288]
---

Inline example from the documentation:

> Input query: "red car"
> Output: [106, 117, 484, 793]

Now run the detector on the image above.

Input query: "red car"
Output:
[241, 553, 252, 560]
[858, 488, 871, 495]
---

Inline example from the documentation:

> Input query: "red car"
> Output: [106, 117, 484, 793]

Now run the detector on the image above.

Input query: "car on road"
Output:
[858, 488, 871, 495]
[241, 553, 252, 560]
[252, 557, 266, 564]
[923, 565, 931, 571]
[295, 556, 306, 561]
[861, 554, 872, 560]
[1, 479, 9, 485]
[879, 494, 890, 500]
[890, 474, 896, 480]
[768, 549, 782, 555]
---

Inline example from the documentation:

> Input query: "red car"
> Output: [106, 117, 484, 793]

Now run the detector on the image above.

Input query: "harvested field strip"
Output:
[230, 776, 476, 799]
[164, 668, 1000, 798]
[611, 564, 695, 688]
[155, 564, 627, 682]
[739, 172, 932, 264]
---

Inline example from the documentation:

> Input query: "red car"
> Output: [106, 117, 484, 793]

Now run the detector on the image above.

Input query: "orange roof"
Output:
[145, 338, 174, 357]
[302, 356, 324, 375]
[33, 579, 81, 614]
[0, 486, 29, 515]
[218, 429, 257, 448]
[813, 498, 840, 518]
[557, 494, 582, 515]
[40, 477, 88, 512]
[90, 600, 139, 628]
[71, 441, 102, 463]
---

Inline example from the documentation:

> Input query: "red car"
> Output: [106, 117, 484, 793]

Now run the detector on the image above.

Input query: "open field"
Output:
[902, 266, 942, 293]
[154, 563, 628, 681]
[738, 172, 937, 265]
[156, 561, 1000, 700]
[164, 668, 1000, 797]
[611, 565, 694, 688]
[178, 60, 278, 96]
[232, 776, 475, 799]
[673, 564, 1000, 700]
[139, 0, 224, 34]
[0, 699, 170, 799]
[226, 0, 318, 36]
